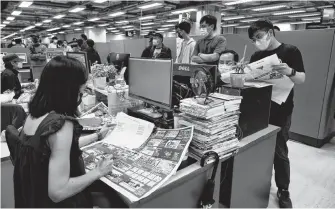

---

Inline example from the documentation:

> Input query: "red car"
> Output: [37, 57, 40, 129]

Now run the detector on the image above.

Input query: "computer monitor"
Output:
[107, 53, 130, 84]
[128, 58, 173, 110]
[172, 63, 218, 106]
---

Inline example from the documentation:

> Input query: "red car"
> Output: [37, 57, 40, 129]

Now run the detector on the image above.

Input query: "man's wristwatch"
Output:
[288, 68, 296, 77]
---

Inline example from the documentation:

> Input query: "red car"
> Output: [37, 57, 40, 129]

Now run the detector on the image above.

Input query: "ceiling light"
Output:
[141, 26, 153, 30]
[240, 18, 259, 23]
[74, 28, 82, 31]
[121, 25, 133, 28]
[93, 0, 108, 3]
[222, 15, 245, 21]
[138, 3, 162, 10]
[6, 17, 15, 21]
[235, 25, 250, 28]
[273, 9, 306, 16]
[288, 12, 321, 18]
[43, 19, 52, 23]
[166, 18, 179, 23]
[98, 23, 109, 27]
[317, 5, 334, 9]
[221, 24, 239, 27]
[111, 30, 120, 32]
[251, 5, 287, 11]
[88, 17, 100, 21]
[302, 17, 321, 21]
[35, 23, 43, 26]
[69, 6, 85, 13]
[225, 0, 254, 6]
[125, 28, 134, 31]
[2, 33, 17, 39]
[161, 24, 175, 27]
[62, 25, 71, 28]
[85, 26, 94, 28]
[290, 21, 312, 24]
[157, 28, 168, 31]
[59, 31, 65, 34]
[53, 14, 65, 19]
[73, 22, 84, 25]
[115, 33, 125, 35]
[139, 15, 156, 20]
[109, 11, 125, 17]
[11, 10, 22, 16]
[47, 27, 60, 32]
[115, 20, 129, 24]
[141, 22, 155, 26]
[21, 25, 35, 31]
[3, 21, 10, 24]
[19, 1, 33, 8]
[171, 8, 197, 15]
[107, 27, 116, 30]
[0, 24, 6, 27]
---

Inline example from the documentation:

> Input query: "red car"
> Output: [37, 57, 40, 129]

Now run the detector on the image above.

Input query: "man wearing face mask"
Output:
[248, 19, 305, 208]
[175, 21, 196, 64]
[218, 50, 239, 83]
[1, 54, 24, 99]
[191, 15, 226, 65]
[29, 35, 47, 64]
[141, 33, 172, 59]
[49, 36, 58, 49]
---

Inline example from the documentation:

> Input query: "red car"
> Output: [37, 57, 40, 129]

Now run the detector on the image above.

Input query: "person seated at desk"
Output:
[61, 40, 73, 52]
[29, 35, 47, 62]
[219, 50, 239, 83]
[1, 54, 24, 99]
[8, 56, 114, 207]
[12, 39, 25, 48]
[141, 33, 172, 59]
[191, 15, 226, 65]
[49, 36, 58, 49]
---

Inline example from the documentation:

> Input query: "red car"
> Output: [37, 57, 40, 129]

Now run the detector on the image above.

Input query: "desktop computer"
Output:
[127, 58, 174, 128]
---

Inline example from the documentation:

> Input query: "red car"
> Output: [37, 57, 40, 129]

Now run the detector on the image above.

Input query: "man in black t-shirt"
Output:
[248, 19, 306, 208]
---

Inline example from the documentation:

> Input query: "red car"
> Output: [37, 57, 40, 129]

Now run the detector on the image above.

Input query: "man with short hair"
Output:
[49, 36, 58, 48]
[141, 33, 172, 59]
[219, 50, 239, 83]
[13, 39, 25, 48]
[248, 19, 306, 208]
[191, 15, 226, 65]
[175, 21, 196, 64]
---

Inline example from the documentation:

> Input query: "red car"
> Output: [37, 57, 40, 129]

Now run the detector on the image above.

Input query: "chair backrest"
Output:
[5, 125, 21, 165]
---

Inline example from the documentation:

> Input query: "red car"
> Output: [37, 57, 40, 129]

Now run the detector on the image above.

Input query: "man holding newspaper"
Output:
[248, 19, 306, 208]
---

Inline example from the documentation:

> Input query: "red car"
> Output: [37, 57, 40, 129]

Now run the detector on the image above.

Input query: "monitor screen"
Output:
[107, 53, 130, 84]
[128, 58, 173, 110]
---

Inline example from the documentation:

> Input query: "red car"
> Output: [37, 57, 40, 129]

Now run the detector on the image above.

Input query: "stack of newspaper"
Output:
[178, 93, 242, 160]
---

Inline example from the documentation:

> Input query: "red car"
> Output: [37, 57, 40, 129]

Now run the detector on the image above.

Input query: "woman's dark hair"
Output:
[29, 56, 88, 118]
[221, 50, 239, 62]
[77, 39, 84, 47]
[176, 21, 192, 34]
[86, 39, 95, 48]
[57, 40, 63, 47]
[81, 34, 87, 41]
[248, 19, 274, 39]
[200, 15, 217, 30]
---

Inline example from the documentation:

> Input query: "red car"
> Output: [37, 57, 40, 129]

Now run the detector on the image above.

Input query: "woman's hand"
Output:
[98, 125, 112, 139]
[95, 155, 114, 177]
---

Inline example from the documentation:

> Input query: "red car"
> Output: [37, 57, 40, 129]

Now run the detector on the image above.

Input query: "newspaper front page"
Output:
[81, 126, 194, 202]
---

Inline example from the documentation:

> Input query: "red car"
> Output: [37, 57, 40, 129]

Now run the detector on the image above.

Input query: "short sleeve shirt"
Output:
[193, 35, 227, 65]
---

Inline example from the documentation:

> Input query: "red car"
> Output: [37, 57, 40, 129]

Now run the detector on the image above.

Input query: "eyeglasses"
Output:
[251, 31, 269, 43]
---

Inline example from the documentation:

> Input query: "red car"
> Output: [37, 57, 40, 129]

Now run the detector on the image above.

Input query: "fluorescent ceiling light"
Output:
[111, 30, 120, 32]
[166, 18, 179, 23]
[141, 26, 153, 30]
[115, 20, 129, 24]
[302, 17, 321, 21]
[109, 11, 125, 17]
[54, 14, 65, 19]
[107, 27, 116, 30]
[225, 0, 254, 6]
[74, 28, 82, 31]
[88, 17, 100, 21]
[121, 25, 133, 28]
[94, 0, 108, 3]
[317, 5, 334, 9]
[138, 3, 162, 10]
[6, 17, 15, 21]
[221, 24, 239, 27]
[161, 24, 175, 27]
[73, 22, 84, 25]
[235, 25, 250, 28]
[157, 28, 168, 31]
[288, 12, 321, 18]
[22, 25, 35, 31]
[0, 24, 6, 27]
[141, 22, 155, 26]
[3, 21, 10, 24]
[222, 15, 245, 21]
[69, 6, 85, 13]
[125, 28, 134, 31]
[98, 23, 109, 27]
[2, 33, 17, 39]
[62, 25, 71, 28]
[47, 27, 60, 32]
[240, 18, 259, 23]
[59, 31, 65, 34]
[139, 15, 156, 20]
[19, 1, 33, 7]
[273, 9, 306, 16]
[35, 23, 43, 26]
[11, 10, 22, 16]
[48, 33, 53, 36]
[290, 21, 312, 24]
[115, 33, 125, 35]
[171, 8, 197, 15]
[85, 26, 94, 28]
[43, 19, 52, 23]
[251, 5, 287, 11]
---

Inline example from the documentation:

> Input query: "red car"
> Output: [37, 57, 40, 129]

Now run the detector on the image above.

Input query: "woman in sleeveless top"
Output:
[13, 56, 114, 207]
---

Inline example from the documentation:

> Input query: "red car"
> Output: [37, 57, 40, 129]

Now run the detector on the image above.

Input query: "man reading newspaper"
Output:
[248, 19, 306, 208]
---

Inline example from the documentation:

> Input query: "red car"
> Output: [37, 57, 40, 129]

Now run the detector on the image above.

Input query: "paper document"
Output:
[103, 112, 155, 149]
[244, 81, 273, 88]
[245, 54, 281, 80]
[266, 76, 294, 105]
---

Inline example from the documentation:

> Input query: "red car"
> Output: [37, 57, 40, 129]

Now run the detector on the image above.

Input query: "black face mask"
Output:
[77, 93, 83, 106]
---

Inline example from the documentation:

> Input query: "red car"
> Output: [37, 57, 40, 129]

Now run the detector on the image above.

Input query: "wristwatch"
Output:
[288, 68, 296, 77]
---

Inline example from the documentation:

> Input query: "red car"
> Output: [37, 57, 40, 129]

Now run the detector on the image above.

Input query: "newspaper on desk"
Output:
[243, 54, 294, 104]
[81, 113, 194, 202]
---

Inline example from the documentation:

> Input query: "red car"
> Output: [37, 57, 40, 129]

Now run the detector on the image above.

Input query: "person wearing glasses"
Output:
[218, 50, 239, 83]
[191, 15, 226, 65]
[248, 19, 306, 208]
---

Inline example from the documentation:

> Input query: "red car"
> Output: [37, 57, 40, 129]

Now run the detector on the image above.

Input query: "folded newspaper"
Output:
[81, 112, 194, 202]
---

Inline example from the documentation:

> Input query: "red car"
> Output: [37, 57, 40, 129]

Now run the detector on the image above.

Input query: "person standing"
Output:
[85, 39, 101, 70]
[81, 34, 89, 51]
[141, 33, 172, 59]
[49, 37, 58, 48]
[175, 21, 196, 64]
[248, 19, 306, 208]
[1, 54, 24, 99]
[191, 15, 226, 65]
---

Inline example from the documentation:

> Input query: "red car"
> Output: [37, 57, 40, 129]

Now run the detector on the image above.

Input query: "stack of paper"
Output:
[178, 93, 241, 160]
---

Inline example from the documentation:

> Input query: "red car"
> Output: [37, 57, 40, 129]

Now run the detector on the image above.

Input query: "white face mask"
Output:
[218, 64, 233, 74]
[17, 62, 23, 68]
[255, 34, 271, 50]
[152, 39, 158, 46]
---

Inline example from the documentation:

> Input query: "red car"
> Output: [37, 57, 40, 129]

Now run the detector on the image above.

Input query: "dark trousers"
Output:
[270, 114, 291, 190]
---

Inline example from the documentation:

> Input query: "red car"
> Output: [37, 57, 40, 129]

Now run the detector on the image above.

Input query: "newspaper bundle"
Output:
[81, 113, 194, 202]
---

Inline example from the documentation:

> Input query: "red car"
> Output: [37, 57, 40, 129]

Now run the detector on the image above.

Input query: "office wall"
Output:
[65, 33, 82, 42]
